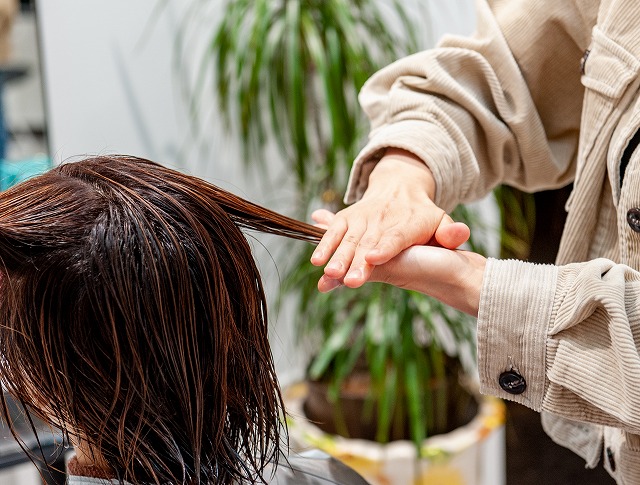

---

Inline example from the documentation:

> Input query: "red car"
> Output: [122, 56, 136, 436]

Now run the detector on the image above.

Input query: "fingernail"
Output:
[326, 261, 343, 272]
[323, 279, 342, 292]
[345, 269, 363, 281]
[312, 249, 323, 260]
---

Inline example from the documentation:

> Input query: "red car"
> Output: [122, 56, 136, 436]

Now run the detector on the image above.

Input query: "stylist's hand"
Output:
[310, 148, 470, 288]
[321, 245, 487, 317]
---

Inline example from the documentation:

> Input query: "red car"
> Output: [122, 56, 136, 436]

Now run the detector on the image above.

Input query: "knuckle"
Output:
[343, 233, 360, 246]
[378, 204, 391, 221]
[385, 228, 408, 244]
[323, 224, 347, 242]
[359, 235, 380, 248]
[323, 229, 341, 243]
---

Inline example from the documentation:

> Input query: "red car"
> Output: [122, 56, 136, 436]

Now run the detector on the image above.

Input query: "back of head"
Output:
[0, 155, 322, 484]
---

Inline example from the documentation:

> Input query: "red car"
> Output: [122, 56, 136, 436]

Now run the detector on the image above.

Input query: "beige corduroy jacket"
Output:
[345, 0, 640, 483]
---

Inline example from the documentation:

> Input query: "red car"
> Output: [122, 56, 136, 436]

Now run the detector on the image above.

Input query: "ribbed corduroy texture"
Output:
[345, 1, 640, 483]
[477, 259, 557, 412]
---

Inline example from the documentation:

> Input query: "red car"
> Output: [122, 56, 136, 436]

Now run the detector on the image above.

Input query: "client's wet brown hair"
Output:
[0, 155, 323, 484]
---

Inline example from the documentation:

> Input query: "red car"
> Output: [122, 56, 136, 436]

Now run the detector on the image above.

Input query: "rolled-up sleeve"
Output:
[345, 0, 594, 212]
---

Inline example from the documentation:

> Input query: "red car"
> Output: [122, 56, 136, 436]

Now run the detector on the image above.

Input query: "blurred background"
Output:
[0, 1, 616, 484]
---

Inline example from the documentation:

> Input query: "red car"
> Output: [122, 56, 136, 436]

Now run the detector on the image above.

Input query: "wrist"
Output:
[460, 253, 487, 317]
[369, 148, 437, 200]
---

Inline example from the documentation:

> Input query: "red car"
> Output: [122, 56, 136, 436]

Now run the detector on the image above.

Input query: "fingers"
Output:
[311, 209, 377, 287]
[327, 222, 382, 286]
[342, 260, 375, 288]
[311, 209, 335, 230]
[323, 223, 367, 280]
[363, 208, 460, 265]
[311, 207, 469, 288]
[312, 211, 348, 292]
[310, 214, 346, 266]
[363, 226, 411, 265]
[323, 214, 469, 288]
[433, 215, 470, 249]
[317, 274, 342, 293]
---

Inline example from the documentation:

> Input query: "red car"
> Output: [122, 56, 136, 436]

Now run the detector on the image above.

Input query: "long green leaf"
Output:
[285, 0, 308, 184]
[375, 363, 397, 443]
[191, 0, 490, 448]
[308, 300, 366, 379]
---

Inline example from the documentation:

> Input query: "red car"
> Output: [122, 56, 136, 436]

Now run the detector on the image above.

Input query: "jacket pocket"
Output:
[567, 27, 640, 215]
[581, 27, 640, 100]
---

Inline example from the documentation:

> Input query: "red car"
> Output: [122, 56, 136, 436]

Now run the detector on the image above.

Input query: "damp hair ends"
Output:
[0, 155, 323, 484]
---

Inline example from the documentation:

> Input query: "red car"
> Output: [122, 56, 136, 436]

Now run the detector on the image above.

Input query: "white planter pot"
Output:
[284, 383, 506, 485]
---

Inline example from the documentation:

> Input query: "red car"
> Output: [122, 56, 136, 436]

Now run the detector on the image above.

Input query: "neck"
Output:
[68, 440, 114, 479]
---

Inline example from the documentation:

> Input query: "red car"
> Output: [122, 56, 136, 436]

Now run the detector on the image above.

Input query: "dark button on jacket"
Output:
[627, 208, 640, 232]
[499, 371, 527, 395]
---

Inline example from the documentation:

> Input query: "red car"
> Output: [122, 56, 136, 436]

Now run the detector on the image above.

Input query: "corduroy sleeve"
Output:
[478, 257, 640, 435]
[345, 0, 596, 212]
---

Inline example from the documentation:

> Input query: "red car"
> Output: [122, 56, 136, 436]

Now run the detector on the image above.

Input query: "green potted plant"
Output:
[175, 1, 506, 483]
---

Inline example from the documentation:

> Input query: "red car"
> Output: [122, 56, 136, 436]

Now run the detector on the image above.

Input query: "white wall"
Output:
[35, 0, 476, 385]
[5, 10, 45, 132]
[35, 0, 305, 384]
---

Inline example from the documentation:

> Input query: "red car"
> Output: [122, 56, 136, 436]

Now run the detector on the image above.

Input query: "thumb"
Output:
[432, 214, 470, 249]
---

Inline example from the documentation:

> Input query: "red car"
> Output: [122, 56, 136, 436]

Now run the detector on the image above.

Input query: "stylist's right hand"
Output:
[371, 245, 486, 316]
[310, 148, 470, 289]
[320, 245, 486, 317]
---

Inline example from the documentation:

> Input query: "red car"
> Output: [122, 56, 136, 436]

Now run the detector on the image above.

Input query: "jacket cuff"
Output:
[344, 120, 461, 212]
[477, 258, 558, 411]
